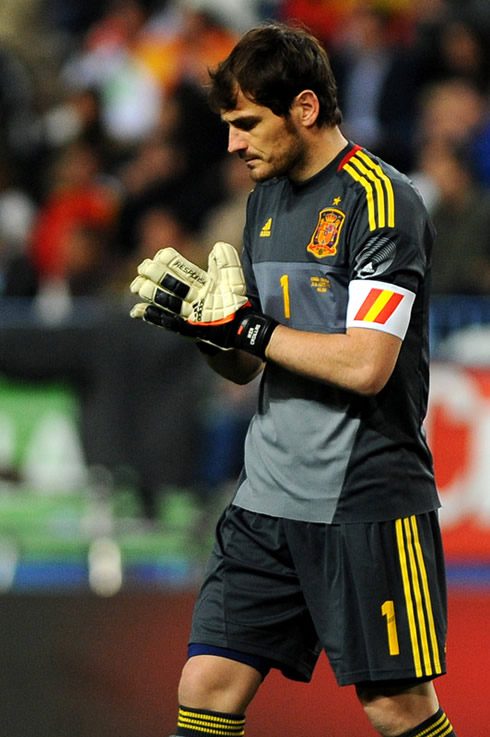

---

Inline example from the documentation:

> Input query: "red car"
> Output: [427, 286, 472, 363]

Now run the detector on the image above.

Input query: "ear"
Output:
[293, 90, 320, 128]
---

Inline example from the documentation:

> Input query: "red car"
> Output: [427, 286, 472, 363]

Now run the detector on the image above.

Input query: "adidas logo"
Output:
[260, 218, 272, 237]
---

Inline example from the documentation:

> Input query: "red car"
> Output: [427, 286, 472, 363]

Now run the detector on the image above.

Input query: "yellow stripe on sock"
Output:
[178, 708, 245, 737]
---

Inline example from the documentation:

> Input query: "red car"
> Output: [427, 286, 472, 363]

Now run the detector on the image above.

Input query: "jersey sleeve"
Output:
[340, 149, 433, 338]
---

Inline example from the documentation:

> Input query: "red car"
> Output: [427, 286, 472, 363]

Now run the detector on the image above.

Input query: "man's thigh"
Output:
[287, 511, 448, 686]
[189, 505, 322, 682]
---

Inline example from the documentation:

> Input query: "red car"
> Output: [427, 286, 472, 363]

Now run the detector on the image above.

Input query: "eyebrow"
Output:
[223, 114, 261, 130]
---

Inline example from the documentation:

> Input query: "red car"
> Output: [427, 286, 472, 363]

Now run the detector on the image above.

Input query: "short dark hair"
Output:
[208, 22, 342, 127]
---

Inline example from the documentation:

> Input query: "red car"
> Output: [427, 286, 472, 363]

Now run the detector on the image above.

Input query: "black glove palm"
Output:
[130, 243, 278, 360]
[132, 301, 278, 361]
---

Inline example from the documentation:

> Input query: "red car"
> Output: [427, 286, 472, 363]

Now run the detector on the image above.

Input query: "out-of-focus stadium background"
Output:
[0, 0, 489, 735]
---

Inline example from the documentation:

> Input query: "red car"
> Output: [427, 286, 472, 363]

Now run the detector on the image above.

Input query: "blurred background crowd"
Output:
[0, 0, 490, 526]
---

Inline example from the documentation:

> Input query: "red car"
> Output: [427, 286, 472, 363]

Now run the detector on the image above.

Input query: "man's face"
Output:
[222, 89, 307, 183]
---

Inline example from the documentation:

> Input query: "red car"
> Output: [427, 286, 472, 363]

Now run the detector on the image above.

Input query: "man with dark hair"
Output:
[130, 22, 458, 737]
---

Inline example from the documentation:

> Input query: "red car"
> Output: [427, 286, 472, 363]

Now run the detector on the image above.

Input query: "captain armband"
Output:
[346, 279, 416, 340]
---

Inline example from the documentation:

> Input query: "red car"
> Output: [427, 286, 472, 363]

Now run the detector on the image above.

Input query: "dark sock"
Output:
[176, 705, 246, 737]
[396, 706, 457, 737]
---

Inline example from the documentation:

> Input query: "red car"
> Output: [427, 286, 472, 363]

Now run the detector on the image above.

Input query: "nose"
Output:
[228, 127, 247, 154]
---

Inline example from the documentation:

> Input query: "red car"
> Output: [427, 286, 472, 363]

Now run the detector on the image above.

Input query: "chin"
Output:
[249, 165, 275, 183]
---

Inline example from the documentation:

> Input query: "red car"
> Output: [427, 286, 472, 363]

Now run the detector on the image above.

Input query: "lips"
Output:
[241, 153, 260, 164]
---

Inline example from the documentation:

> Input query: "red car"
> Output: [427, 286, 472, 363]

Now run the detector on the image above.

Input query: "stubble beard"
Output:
[247, 122, 308, 183]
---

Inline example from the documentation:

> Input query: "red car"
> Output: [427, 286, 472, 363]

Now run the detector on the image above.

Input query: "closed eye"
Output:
[226, 115, 261, 132]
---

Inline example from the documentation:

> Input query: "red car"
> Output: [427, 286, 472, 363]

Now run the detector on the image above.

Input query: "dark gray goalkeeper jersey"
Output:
[233, 141, 440, 523]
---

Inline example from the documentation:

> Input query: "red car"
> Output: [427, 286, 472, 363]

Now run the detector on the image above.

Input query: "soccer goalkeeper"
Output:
[130, 22, 458, 737]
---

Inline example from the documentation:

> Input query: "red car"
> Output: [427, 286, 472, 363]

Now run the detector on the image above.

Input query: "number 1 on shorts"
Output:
[382, 600, 400, 656]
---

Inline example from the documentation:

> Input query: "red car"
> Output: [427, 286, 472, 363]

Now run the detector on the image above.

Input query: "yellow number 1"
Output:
[382, 600, 400, 656]
[280, 274, 291, 319]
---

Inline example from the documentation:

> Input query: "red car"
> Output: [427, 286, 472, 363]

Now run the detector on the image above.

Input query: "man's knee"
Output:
[178, 654, 263, 714]
[355, 679, 439, 736]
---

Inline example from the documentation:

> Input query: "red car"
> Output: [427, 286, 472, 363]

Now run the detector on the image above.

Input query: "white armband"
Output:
[346, 279, 415, 339]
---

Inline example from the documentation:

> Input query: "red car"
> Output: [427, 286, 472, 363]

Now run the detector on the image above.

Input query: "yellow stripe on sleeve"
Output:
[349, 155, 387, 227]
[356, 150, 395, 227]
[343, 163, 377, 231]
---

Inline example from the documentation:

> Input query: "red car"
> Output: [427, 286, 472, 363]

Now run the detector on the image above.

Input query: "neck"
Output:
[290, 126, 348, 183]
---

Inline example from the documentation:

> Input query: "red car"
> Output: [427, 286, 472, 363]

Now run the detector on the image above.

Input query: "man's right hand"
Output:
[130, 241, 249, 324]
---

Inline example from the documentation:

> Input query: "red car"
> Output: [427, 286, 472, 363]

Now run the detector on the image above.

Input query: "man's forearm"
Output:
[201, 347, 264, 385]
[266, 324, 402, 395]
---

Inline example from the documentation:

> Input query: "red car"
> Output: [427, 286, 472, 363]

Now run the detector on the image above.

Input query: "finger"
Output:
[131, 302, 187, 333]
[208, 242, 247, 293]
[130, 276, 186, 316]
[130, 274, 145, 295]
[144, 305, 184, 330]
[211, 241, 242, 269]
[138, 258, 191, 299]
[155, 248, 208, 295]
[130, 303, 147, 319]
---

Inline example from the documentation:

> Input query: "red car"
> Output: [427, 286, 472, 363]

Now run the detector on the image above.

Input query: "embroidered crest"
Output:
[307, 208, 345, 258]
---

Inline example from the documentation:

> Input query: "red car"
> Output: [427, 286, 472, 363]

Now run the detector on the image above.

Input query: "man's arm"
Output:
[266, 325, 402, 395]
[200, 347, 264, 385]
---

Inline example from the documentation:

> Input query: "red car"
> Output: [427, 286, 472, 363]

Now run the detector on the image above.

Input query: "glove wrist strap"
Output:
[235, 312, 279, 360]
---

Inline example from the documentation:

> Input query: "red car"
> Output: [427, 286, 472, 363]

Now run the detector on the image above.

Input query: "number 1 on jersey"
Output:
[280, 274, 291, 319]
[382, 600, 400, 655]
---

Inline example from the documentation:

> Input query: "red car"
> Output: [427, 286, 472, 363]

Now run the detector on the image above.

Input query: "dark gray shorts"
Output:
[189, 505, 447, 685]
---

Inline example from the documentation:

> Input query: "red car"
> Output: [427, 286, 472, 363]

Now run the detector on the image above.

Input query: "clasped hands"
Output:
[130, 242, 277, 360]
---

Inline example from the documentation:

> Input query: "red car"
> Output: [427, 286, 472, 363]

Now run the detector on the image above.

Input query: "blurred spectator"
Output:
[114, 133, 182, 248]
[415, 78, 490, 188]
[62, 222, 115, 296]
[43, 0, 112, 38]
[114, 134, 197, 259]
[0, 157, 39, 297]
[114, 117, 226, 263]
[178, 0, 262, 34]
[198, 156, 252, 252]
[0, 40, 41, 179]
[28, 140, 119, 294]
[416, 78, 486, 146]
[166, 78, 228, 188]
[41, 87, 116, 168]
[61, 0, 164, 146]
[60, 0, 239, 150]
[135, 1, 240, 91]
[280, 0, 417, 47]
[329, 5, 422, 171]
[279, 0, 347, 45]
[418, 15, 490, 92]
[416, 139, 490, 296]
[110, 202, 204, 295]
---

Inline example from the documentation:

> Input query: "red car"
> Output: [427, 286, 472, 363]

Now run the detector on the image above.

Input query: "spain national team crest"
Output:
[307, 208, 345, 258]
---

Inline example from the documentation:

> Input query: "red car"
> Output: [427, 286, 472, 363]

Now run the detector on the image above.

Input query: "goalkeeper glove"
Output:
[130, 242, 278, 360]
[130, 301, 278, 360]
[130, 241, 248, 323]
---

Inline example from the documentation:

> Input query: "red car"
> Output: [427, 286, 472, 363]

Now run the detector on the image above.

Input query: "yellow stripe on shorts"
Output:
[395, 516, 442, 678]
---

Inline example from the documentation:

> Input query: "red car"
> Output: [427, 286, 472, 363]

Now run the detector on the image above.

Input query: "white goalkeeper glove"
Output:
[130, 241, 248, 323]
[130, 242, 278, 360]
